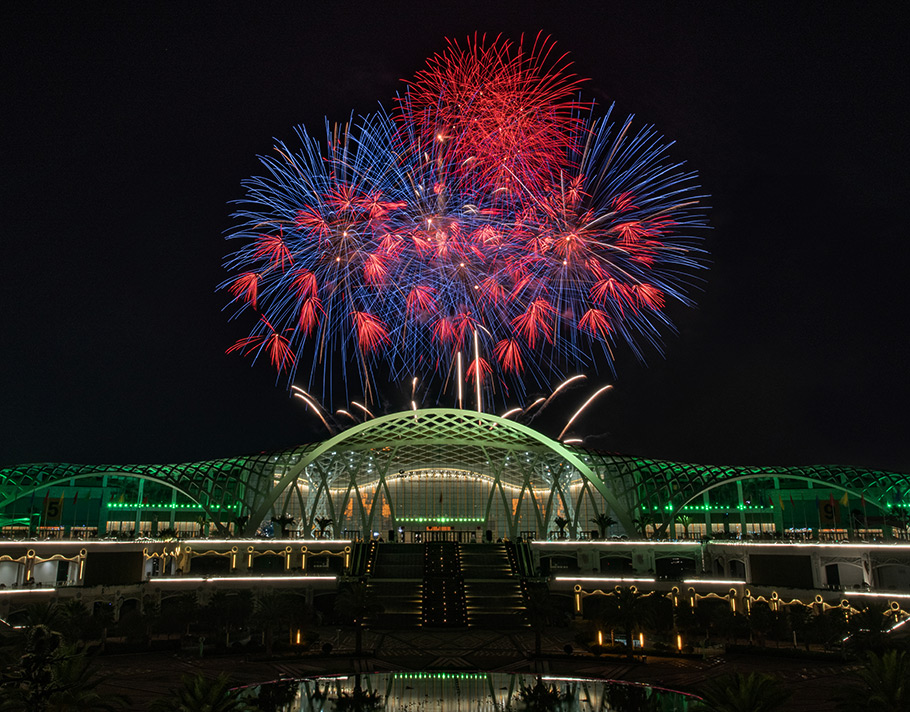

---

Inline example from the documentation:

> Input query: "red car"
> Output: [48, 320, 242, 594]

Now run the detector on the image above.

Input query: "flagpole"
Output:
[815, 496, 822, 540]
[863, 497, 869, 539]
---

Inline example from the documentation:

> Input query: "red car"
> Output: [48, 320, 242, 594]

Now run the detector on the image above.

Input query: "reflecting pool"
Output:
[248, 672, 696, 711]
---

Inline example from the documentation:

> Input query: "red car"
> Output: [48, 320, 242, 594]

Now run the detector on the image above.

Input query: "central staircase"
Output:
[364, 542, 526, 628]
[460, 543, 525, 628]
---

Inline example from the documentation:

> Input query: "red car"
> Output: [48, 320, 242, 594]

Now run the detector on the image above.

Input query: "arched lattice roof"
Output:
[0, 454, 283, 534]
[242, 408, 636, 535]
[581, 453, 910, 530]
[3, 408, 909, 535]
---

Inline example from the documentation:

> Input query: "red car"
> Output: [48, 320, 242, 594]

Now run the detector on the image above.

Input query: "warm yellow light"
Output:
[597, 630, 603, 646]
[638, 632, 644, 648]
[676, 633, 683, 651]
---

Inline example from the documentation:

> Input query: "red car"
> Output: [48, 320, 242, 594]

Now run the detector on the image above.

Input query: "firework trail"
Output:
[223, 33, 709, 406]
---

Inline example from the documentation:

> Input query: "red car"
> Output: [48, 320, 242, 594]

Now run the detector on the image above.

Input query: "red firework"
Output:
[399, 32, 587, 196]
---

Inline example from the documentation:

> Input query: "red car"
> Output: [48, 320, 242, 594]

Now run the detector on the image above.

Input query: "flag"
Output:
[789, 494, 795, 508]
[42, 496, 63, 523]
[72, 491, 78, 504]
[861, 493, 866, 508]
[839, 492, 849, 507]
[768, 495, 774, 508]
[779, 495, 785, 510]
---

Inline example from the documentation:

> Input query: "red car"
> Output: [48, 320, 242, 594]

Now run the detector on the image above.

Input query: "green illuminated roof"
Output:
[2, 407, 908, 535]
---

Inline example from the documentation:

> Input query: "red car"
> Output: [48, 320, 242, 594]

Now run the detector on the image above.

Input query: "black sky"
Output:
[2, 3, 909, 471]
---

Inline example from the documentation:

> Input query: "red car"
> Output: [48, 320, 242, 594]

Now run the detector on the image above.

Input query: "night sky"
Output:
[2, 4, 909, 472]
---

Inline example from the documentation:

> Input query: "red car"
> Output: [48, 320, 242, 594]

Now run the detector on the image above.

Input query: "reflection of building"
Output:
[3, 407, 910, 598]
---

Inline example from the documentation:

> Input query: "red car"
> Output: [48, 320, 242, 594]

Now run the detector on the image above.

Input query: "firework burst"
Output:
[222, 34, 709, 405]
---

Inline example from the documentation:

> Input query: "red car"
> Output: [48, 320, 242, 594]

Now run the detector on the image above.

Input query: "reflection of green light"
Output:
[394, 672, 488, 680]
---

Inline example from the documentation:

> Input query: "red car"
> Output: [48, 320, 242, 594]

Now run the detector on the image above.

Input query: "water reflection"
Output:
[254, 672, 694, 711]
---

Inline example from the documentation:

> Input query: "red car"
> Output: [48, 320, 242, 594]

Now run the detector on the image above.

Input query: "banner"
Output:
[42, 496, 64, 523]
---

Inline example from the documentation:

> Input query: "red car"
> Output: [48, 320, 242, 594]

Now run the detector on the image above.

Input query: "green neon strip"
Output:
[397, 517, 484, 523]
[104, 503, 238, 510]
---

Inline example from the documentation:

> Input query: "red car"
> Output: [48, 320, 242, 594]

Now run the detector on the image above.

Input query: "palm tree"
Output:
[522, 585, 562, 655]
[598, 586, 654, 659]
[787, 604, 813, 650]
[270, 514, 296, 538]
[837, 650, 910, 712]
[810, 608, 849, 651]
[42, 645, 130, 711]
[693, 672, 790, 712]
[590, 513, 616, 539]
[332, 675, 384, 711]
[149, 673, 255, 712]
[604, 682, 662, 712]
[553, 515, 569, 539]
[56, 600, 91, 645]
[632, 512, 653, 539]
[847, 600, 891, 652]
[334, 582, 383, 656]
[517, 678, 573, 711]
[252, 590, 291, 656]
[232, 514, 249, 536]
[314, 516, 333, 539]
[747, 601, 775, 647]
[208, 590, 253, 649]
[0, 627, 128, 712]
[676, 514, 692, 539]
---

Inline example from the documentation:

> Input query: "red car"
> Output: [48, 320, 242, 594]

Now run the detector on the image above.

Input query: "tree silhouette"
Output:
[597, 586, 655, 659]
[676, 514, 692, 539]
[837, 650, 910, 712]
[847, 600, 892, 653]
[334, 582, 383, 655]
[590, 513, 616, 538]
[314, 516, 333, 538]
[270, 514, 296, 537]
[604, 682, 663, 712]
[252, 590, 297, 656]
[517, 678, 574, 711]
[0, 624, 128, 712]
[693, 672, 790, 712]
[149, 672, 255, 712]
[208, 590, 253, 649]
[522, 585, 564, 655]
[632, 512, 653, 539]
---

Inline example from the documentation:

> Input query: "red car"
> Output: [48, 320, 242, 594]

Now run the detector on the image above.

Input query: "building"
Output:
[2, 407, 910, 619]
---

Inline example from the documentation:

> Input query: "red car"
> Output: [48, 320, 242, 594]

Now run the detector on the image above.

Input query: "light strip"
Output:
[150, 575, 337, 584]
[0, 588, 57, 595]
[530, 540, 701, 547]
[708, 541, 910, 550]
[183, 539, 350, 545]
[683, 579, 746, 585]
[555, 576, 656, 583]
[841, 591, 910, 600]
